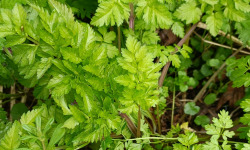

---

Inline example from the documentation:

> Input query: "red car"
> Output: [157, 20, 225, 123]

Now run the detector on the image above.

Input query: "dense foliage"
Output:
[0, 0, 249, 149]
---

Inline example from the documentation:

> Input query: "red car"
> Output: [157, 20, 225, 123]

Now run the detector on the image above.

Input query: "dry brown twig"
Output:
[193, 46, 244, 103]
[197, 22, 250, 51]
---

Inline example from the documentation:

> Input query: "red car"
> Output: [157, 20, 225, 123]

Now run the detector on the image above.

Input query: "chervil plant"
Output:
[0, 0, 250, 149]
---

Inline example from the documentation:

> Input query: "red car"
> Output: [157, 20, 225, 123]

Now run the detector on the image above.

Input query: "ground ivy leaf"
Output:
[184, 102, 200, 115]
[194, 115, 210, 127]
[204, 93, 217, 105]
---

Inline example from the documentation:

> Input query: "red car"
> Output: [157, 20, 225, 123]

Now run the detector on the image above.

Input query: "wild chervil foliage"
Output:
[0, 0, 249, 149]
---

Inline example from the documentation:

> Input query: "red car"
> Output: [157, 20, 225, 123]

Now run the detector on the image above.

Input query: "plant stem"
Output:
[194, 46, 244, 102]
[26, 36, 39, 45]
[112, 137, 178, 141]
[120, 113, 137, 137]
[129, 3, 135, 30]
[171, 80, 176, 126]
[194, 32, 250, 55]
[41, 140, 46, 150]
[197, 22, 250, 50]
[156, 104, 161, 134]
[21, 87, 29, 103]
[158, 23, 198, 87]
[137, 105, 141, 137]
[0, 86, 2, 107]
[117, 26, 121, 53]
[10, 83, 16, 121]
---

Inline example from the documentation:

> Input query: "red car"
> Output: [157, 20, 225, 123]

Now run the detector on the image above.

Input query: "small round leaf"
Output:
[194, 115, 210, 127]
[184, 102, 200, 115]
[204, 93, 217, 105]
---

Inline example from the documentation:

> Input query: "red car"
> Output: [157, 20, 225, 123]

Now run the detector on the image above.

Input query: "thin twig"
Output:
[26, 36, 39, 45]
[158, 23, 198, 87]
[0, 86, 2, 107]
[117, 26, 121, 53]
[137, 105, 141, 137]
[193, 46, 244, 102]
[171, 82, 176, 126]
[230, 106, 241, 118]
[194, 32, 250, 55]
[120, 113, 137, 137]
[21, 87, 29, 103]
[156, 104, 161, 134]
[197, 22, 250, 50]
[10, 83, 16, 121]
[129, 3, 135, 30]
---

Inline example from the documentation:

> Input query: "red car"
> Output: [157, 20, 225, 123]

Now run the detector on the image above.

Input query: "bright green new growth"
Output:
[0, 0, 250, 149]
[203, 110, 235, 150]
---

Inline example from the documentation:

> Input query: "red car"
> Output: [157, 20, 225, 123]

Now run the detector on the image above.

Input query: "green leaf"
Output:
[48, 124, 65, 148]
[240, 114, 250, 125]
[98, 28, 116, 43]
[54, 96, 72, 115]
[240, 99, 250, 112]
[20, 107, 43, 125]
[184, 102, 200, 115]
[12, 44, 38, 67]
[48, 0, 75, 25]
[115, 74, 136, 89]
[171, 22, 184, 38]
[235, 15, 250, 46]
[4, 35, 26, 47]
[235, 0, 250, 13]
[37, 57, 52, 79]
[178, 132, 199, 147]
[224, 7, 245, 22]
[174, 1, 202, 24]
[204, 93, 217, 105]
[222, 130, 235, 140]
[194, 115, 210, 127]
[91, 0, 130, 26]
[173, 143, 188, 150]
[10, 103, 28, 121]
[201, 64, 213, 77]
[208, 59, 220, 67]
[206, 12, 223, 36]
[12, 4, 26, 34]
[62, 117, 79, 129]
[213, 110, 233, 128]
[205, 124, 221, 135]
[179, 84, 188, 92]
[142, 31, 160, 45]
[202, 0, 219, 5]
[60, 47, 82, 64]
[136, 0, 173, 29]
[104, 44, 119, 58]
[169, 54, 180, 68]
[69, 105, 88, 123]
[0, 121, 21, 150]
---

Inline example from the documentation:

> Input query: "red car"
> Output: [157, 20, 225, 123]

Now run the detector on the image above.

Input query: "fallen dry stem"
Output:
[193, 46, 244, 103]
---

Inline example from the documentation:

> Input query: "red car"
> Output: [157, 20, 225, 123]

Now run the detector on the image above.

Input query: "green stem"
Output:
[218, 140, 246, 144]
[112, 137, 178, 141]
[117, 26, 121, 53]
[27, 36, 39, 45]
[137, 105, 141, 137]
[171, 80, 176, 127]
[3, 48, 12, 58]
[0, 86, 2, 108]
[41, 140, 46, 150]
[157, 104, 161, 134]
